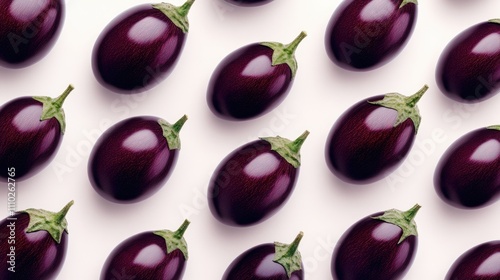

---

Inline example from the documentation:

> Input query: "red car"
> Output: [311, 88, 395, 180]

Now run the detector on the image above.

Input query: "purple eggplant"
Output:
[0, 201, 73, 280]
[325, 85, 427, 184]
[436, 19, 500, 103]
[0, 0, 64, 68]
[445, 240, 500, 280]
[222, 0, 274, 7]
[324, 0, 418, 71]
[92, 0, 195, 93]
[332, 204, 420, 280]
[0, 85, 74, 182]
[207, 32, 306, 120]
[434, 125, 500, 209]
[223, 232, 304, 280]
[208, 131, 309, 226]
[100, 219, 190, 280]
[88, 115, 187, 203]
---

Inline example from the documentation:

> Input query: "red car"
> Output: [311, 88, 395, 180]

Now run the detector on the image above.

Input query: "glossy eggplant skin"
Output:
[208, 44, 292, 120]
[223, 0, 274, 7]
[325, 95, 416, 184]
[325, 0, 417, 71]
[0, 97, 62, 182]
[0, 0, 64, 68]
[100, 232, 186, 280]
[223, 244, 303, 280]
[434, 127, 500, 208]
[208, 140, 298, 226]
[436, 21, 500, 103]
[88, 116, 180, 203]
[331, 211, 417, 280]
[445, 241, 500, 280]
[92, 4, 187, 93]
[0, 213, 68, 280]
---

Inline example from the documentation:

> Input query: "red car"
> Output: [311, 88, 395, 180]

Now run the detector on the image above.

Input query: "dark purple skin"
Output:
[325, 0, 417, 71]
[208, 132, 308, 226]
[436, 20, 500, 103]
[100, 220, 190, 280]
[223, 245, 303, 280]
[325, 95, 417, 184]
[223, 0, 274, 7]
[88, 115, 187, 203]
[92, 1, 194, 93]
[445, 240, 500, 280]
[434, 126, 500, 209]
[207, 32, 306, 121]
[332, 206, 420, 280]
[0, 85, 73, 182]
[0, 0, 64, 68]
[0, 202, 73, 280]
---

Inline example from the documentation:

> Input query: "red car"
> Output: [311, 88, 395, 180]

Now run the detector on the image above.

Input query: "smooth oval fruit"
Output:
[332, 204, 420, 280]
[325, 85, 427, 184]
[101, 220, 190, 280]
[436, 19, 500, 103]
[92, 0, 195, 93]
[223, 0, 274, 7]
[0, 85, 74, 182]
[434, 125, 500, 208]
[0, 0, 64, 68]
[223, 232, 304, 280]
[208, 131, 309, 226]
[207, 32, 306, 120]
[88, 115, 187, 203]
[325, 0, 418, 71]
[0, 201, 74, 280]
[445, 240, 500, 280]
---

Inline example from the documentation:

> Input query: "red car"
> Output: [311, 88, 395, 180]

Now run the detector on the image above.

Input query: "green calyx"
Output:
[32, 84, 74, 134]
[488, 19, 500, 25]
[153, 0, 195, 33]
[22, 200, 74, 244]
[158, 115, 188, 150]
[400, 0, 418, 8]
[368, 84, 428, 134]
[372, 204, 421, 244]
[261, 130, 309, 168]
[260, 31, 307, 78]
[273, 231, 304, 278]
[487, 125, 500, 131]
[153, 219, 190, 260]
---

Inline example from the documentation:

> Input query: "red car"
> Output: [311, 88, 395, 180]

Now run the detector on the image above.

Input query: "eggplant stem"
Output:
[288, 130, 310, 153]
[405, 84, 428, 108]
[173, 219, 191, 239]
[403, 204, 421, 222]
[284, 31, 307, 55]
[55, 200, 74, 224]
[54, 84, 74, 108]
[177, 0, 195, 17]
[172, 115, 188, 133]
[284, 231, 304, 258]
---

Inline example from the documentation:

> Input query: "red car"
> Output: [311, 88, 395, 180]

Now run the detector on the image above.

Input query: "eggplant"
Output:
[0, 0, 64, 68]
[208, 131, 309, 226]
[92, 0, 195, 93]
[0, 85, 74, 182]
[223, 232, 304, 280]
[207, 32, 307, 120]
[325, 85, 427, 184]
[100, 220, 190, 280]
[0, 201, 74, 280]
[222, 0, 274, 7]
[324, 0, 418, 71]
[436, 19, 500, 103]
[434, 125, 500, 209]
[88, 115, 187, 203]
[445, 240, 500, 280]
[331, 204, 420, 280]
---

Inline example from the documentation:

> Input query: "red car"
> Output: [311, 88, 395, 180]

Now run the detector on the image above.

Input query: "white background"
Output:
[1, 0, 499, 279]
